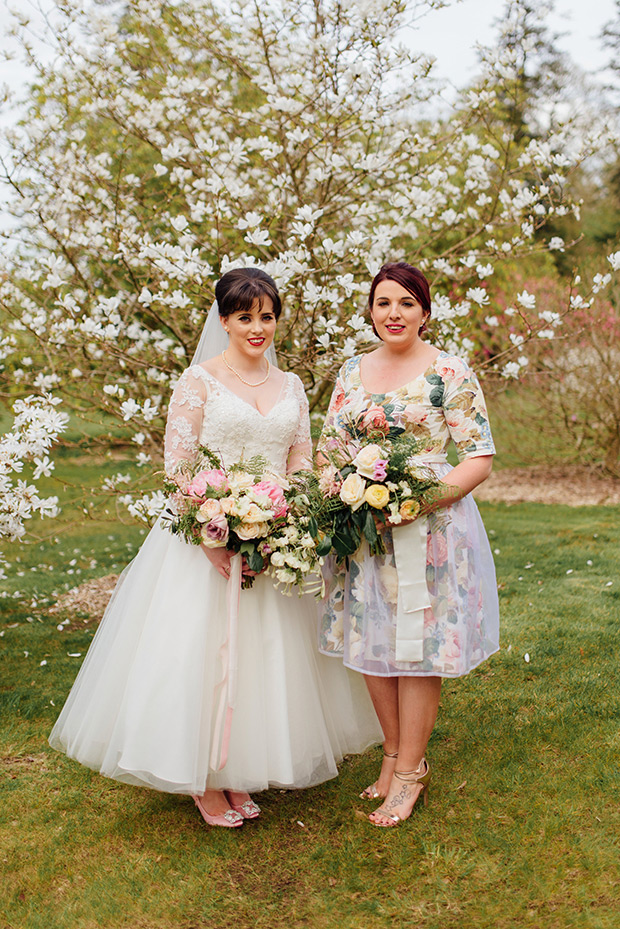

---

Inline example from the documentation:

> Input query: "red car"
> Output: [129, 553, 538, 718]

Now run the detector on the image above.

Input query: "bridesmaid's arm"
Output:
[420, 454, 493, 514]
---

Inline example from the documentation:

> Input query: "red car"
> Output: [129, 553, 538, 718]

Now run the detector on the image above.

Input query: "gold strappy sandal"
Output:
[359, 746, 398, 800]
[368, 758, 431, 827]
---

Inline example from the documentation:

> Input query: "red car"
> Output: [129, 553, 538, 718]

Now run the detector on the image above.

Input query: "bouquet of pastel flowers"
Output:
[162, 446, 322, 592]
[315, 429, 443, 561]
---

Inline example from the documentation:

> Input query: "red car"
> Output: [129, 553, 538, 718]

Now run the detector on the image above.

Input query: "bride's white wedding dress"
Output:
[49, 365, 381, 794]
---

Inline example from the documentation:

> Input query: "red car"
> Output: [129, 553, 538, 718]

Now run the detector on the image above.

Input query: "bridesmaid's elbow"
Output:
[476, 455, 494, 482]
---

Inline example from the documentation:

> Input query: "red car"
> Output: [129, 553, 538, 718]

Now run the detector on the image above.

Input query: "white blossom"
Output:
[517, 291, 536, 310]
[607, 252, 620, 271]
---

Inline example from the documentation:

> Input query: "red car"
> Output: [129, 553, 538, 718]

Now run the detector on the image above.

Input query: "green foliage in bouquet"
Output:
[313, 431, 444, 562]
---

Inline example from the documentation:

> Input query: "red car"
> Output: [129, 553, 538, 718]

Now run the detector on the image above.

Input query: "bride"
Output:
[49, 267, 380, 828]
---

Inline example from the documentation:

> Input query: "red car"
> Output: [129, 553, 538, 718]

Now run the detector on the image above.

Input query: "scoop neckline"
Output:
[356, 350, 447, 396]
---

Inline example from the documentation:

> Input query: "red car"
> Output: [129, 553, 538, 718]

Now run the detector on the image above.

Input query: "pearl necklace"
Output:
[222, 351, 271, 387]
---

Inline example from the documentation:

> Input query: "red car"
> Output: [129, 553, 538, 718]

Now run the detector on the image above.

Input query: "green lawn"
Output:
[1, 501, 619, 929]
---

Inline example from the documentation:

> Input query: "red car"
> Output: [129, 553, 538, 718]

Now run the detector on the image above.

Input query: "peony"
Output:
[187, 467, 228, 499]
[252, 480, 288, 518]
[352, 443, 386, 479]
[196, 497, 224, 523]
[399, 499, 421, 521]
[339, 472, 366, 510]
[201, 513, 229, 548]
[364, 483, 390, 508]
[202, 468, 229, 491]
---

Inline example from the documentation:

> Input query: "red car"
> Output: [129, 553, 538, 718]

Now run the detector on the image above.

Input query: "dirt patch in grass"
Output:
[474, 465, 620, 506]
[49, 575, 119, 623]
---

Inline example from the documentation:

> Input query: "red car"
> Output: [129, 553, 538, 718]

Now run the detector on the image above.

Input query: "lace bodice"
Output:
[164, 366, 312, 475]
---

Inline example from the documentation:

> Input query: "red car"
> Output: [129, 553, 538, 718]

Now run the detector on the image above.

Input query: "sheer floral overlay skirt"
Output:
[49, 520, 381, 794]
[320, 465, 500, 677]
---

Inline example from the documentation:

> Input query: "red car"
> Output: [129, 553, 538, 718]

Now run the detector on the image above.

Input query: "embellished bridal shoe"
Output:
[226, 791, 261, 820]
[192, 794, 244, 828]
[368, 758, 431, 827]
[359, 747, 399, 800]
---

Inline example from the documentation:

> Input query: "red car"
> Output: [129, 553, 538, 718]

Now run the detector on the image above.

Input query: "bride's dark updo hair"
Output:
[215, 268, 282, 320]
[368, 261, 431, 334]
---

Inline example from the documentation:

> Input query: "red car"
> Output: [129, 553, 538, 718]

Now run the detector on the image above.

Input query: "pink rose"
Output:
[201, 512, 229, 548]
[187, 468, 229, 500]
[436, 358, 468, 388]
[432, 532, 449, 566]
[441, 629, 461, 662]
[252, 480, 288, 519]
[332, 383, 346, 412]
[358, 404, 389, 436]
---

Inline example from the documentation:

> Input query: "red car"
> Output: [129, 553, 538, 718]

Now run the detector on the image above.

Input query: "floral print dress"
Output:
[318, 352, 500, 678]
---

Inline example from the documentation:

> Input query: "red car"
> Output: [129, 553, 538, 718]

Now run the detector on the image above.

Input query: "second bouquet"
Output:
[316, 431, 444, 561]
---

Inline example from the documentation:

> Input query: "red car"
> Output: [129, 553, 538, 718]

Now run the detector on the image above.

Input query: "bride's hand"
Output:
[241, 556, 266, 579]
[201, 544, 233, 580]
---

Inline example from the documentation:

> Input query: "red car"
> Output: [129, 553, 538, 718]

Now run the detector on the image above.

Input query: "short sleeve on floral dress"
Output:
[318, 352, 500, 678]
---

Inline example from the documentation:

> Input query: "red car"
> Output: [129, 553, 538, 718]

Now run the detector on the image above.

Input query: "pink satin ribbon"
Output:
[209, 553, 241, 771]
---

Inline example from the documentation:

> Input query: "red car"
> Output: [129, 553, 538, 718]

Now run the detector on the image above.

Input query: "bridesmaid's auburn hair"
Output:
[215, 267, 282, 320]
[368, 262, 432, 334]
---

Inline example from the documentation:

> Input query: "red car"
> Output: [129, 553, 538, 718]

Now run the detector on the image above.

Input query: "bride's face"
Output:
[221, 297, 277, 359]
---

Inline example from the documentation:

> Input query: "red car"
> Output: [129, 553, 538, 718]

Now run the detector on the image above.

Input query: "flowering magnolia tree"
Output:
[0, 394, 68, 572]
[0, 0, 618, 521]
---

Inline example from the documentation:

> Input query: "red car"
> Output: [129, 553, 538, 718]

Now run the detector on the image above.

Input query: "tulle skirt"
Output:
[49, 521, 381, 794]
[319, 464, 500, 677]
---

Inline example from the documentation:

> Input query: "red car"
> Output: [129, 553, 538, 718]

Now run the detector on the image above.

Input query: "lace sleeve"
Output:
[163, 368, 208, 475]
[286, 374, 313, 473]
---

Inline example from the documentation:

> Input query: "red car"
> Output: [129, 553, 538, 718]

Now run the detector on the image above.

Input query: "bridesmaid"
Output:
[317, 261, 499, 827]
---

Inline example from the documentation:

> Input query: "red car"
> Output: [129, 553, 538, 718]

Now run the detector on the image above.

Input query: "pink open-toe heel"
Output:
[225, 792, 261, 819]
[192, 795, 243, 828]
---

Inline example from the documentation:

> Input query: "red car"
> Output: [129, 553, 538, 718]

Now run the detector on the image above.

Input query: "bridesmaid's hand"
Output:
[201, 544, 233, 580]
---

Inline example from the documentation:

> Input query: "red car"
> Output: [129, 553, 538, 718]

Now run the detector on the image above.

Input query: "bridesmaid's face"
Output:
[221, 297, 277, 358]
[370, 280, 429, 347]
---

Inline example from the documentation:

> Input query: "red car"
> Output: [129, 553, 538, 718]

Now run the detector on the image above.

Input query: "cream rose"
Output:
[364, 483, 390, 508]
[339, 472, 366, 510]
[352, 443, 385, 479]
[236, 520, 270, 540]
[196, 497, 224, 523]
[227, 470, 255, 492]
[243, 501, 273, 523]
